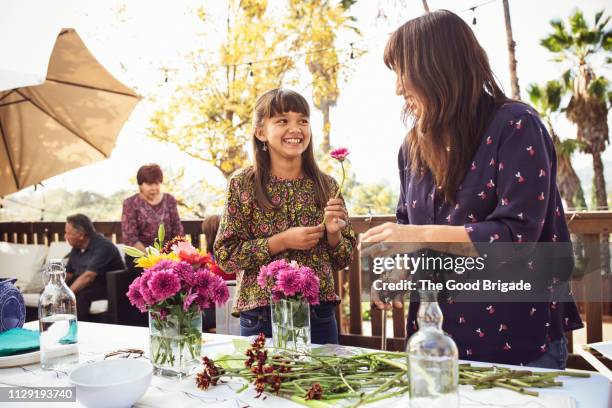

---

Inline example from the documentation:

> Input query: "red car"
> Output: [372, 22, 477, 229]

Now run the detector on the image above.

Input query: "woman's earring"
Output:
[262, 141, 267, 151]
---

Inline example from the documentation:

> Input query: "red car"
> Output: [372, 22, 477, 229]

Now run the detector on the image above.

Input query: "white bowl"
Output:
[69, 359, 153, 408]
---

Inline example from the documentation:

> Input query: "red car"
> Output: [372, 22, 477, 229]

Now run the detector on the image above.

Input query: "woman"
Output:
[214, 89, 356, 344]
[121, 163, 184, 272]
[361, 10, 582, 368]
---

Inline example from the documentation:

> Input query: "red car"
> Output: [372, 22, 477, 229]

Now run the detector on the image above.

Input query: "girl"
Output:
[214, 88, 356, 344]
[361, 10, 582, 368]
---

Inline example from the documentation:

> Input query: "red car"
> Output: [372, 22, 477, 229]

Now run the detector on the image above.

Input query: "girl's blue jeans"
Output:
[239, 301, 339, 345]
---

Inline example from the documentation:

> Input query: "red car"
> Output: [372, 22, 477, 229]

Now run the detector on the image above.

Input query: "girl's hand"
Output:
[282, 225, 325, 251]
[324, 198, 347, 235]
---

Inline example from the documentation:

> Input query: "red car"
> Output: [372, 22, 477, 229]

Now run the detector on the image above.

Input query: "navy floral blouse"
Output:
[398, 102, 583, 365]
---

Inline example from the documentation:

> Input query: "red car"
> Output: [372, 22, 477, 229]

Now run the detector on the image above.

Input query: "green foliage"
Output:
[527, 80, 563, 116]
[541, 9, 610, 62]
[350, 183, 398, 216]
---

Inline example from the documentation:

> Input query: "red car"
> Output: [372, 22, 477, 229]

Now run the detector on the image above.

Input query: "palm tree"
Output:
[541, 10, 611, 211]
[528, 81, 586, 209]
[502, 0, 520, 99]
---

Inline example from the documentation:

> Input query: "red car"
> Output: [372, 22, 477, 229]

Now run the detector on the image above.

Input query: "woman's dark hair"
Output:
[384, 10, 509, 203]
[202, 215, 221, 252]
[136, 164, 163, 185]
[66, 214, 96, 238]
[247, 88, 331, 209]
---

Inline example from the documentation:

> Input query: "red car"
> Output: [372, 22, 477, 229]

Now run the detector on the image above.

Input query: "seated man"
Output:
[64, 214, 124, 322]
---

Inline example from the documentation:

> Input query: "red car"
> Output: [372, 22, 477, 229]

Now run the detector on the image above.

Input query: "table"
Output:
[0, 322, 610, 407]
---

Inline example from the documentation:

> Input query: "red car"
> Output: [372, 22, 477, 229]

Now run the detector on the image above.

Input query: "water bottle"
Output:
[38, 259, 79, 370]
[407, 290, 458, 408]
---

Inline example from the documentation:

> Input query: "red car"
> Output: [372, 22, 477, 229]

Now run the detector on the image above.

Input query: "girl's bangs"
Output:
[268, 90, 310, 118]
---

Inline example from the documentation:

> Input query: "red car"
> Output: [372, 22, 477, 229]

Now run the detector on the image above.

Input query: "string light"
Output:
[459, 0, 499, 26]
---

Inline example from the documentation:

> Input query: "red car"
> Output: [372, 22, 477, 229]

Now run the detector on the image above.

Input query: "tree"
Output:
[149, 1, 363, 177]
[149, 1, 299, 179]
[528, 80, 586, 209]
[541, 10, 611, 211]
[421, 0, 430, 13]
[287, 0, 361, 152]
[502, 0, 520, 99]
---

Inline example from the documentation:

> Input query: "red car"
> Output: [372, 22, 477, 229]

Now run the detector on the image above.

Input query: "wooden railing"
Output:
[1, 211, 611, 356]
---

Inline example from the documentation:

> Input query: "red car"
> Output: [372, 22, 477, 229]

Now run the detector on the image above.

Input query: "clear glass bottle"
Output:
[407, 290, 458, 408]
[38, 259, 79, 370]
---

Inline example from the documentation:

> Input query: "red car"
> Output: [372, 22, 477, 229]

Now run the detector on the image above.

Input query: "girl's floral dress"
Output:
[215, 168, 356, 315]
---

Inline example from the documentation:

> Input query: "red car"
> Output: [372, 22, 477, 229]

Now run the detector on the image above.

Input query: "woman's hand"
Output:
[361, 222, 420, 244]
[323, 198, 347, 235]
[268, 225, 325, 254]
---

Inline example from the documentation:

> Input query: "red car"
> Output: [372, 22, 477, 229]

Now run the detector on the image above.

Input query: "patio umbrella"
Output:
[0, 28, 140, 196]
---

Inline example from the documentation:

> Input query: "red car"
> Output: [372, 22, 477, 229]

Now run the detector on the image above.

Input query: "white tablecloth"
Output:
[0, 322, 609, 408]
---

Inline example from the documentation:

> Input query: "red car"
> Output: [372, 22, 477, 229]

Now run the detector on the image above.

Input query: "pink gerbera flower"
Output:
[330, 147, 350, 162]
[148, 269, 181, 302]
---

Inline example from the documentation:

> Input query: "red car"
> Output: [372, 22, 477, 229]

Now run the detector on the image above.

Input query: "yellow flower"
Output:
[135, 253, 178, 269]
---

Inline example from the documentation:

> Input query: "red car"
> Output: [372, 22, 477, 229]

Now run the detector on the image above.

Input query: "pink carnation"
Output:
[210, 276, 230, 305]
[174, 261, 197, 286]
[139, 269, 156, 304]
[194, 268, 214, 288]
[126, 277, 147, 312]
[182, 289, 199, 312]
[148, 259, 176, 273]
[148, 269, 181, 302]
[330, 147, 350, 162]
[275, 268, 301, 297]
[299, 267, 320, 305]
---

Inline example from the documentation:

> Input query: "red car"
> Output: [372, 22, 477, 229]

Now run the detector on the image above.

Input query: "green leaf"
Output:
[588, 76, 610, 100]
[232, 338, 251, 355]
[569, 10, 587, 35]
[123, 245, 145, 258]
[595, 10, 604, 26]
[215, 353, 246, 370]
[158, 223, 165, 245]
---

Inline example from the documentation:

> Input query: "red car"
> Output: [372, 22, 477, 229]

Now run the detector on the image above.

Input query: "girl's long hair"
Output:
[384, 10, 509, 203]
[248, 88, 331, 210]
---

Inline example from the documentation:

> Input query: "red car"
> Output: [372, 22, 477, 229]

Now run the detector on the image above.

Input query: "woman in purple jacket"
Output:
[361, 10, 582, 368]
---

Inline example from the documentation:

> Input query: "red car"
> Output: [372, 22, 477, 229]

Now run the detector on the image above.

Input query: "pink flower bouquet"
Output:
[258, 259, 319, 353]
[124, 227, 229, 376]
[257, 259, 320, 305]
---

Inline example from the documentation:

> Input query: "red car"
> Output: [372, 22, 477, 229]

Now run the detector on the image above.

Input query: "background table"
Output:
[0, 322, 609, 407]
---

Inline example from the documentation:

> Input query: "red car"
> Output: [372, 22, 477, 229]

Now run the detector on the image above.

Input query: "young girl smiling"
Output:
[215, 88, 356, 344]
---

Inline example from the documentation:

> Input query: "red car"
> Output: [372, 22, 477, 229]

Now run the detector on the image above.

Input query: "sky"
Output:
[1, 0, 611, 206]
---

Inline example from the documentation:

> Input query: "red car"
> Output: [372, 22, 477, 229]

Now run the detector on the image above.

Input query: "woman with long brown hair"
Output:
[361, 10, 582, 368]
[215, 88, 356, 344]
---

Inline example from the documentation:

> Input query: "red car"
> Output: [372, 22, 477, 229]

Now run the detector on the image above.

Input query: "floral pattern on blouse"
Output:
[121, 193, 184, 247]
[214, 167, 356, 314]
[397, 102, 583, 365]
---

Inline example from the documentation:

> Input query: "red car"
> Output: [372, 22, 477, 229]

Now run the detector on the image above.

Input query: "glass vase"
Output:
[149, 309, 202, 378]
[407, 290, 459, 408]
[270, 297, 311, 354]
